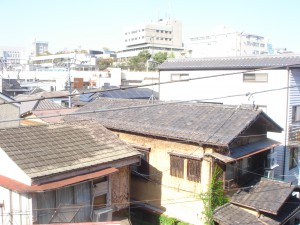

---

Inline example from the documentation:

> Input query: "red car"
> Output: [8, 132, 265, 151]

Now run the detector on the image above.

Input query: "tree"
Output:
[98, 58, 115, 70]
[152, 52, 168, 64]
[128, 50, 151, 71]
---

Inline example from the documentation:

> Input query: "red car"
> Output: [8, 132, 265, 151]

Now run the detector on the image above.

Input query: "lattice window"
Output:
[187, 159, 201, 182]
[170, 155, 184, 178]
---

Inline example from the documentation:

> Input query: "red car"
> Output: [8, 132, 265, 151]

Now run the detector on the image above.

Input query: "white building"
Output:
[0, 46, 26, 72]
[189, 27, 272, 58]
[158, 54, 300, 185]
[118, 19, 184, 60]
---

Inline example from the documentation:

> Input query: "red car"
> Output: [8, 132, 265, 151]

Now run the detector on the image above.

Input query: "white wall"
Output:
[0, 148, 31, 185]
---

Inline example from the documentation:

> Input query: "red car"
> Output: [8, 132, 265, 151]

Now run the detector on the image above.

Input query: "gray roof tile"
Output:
[231, 178, 297, 214]
[65, 98, 282, 147]
[159, 54, 300, 71]
[0, 120, 140, 179]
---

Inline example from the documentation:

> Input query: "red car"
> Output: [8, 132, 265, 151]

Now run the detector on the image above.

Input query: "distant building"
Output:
[189, 26, 272, 57]
[0, 46, 25, 71]
[118, 19, 184, 60]
[32, 40, 48, 56]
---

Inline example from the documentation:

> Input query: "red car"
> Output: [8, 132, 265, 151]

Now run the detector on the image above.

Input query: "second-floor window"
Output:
[171, 74, 189, 81]
[243, 73, 268, 82]
[187, 159, 201, 182]
[292, 105, 300, 122]
[289, 147, 299, 170]
[170, 155, 184, 178]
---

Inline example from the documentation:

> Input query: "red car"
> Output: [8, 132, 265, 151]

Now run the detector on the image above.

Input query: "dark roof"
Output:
[15, 95, 65, 116]
[214, 179, 300, 225]
[0, 120, 140, 179]
[231, 178, 298, 214]
[259, 196, 300, 225]
[229, 138, 280, 159]
[213, 203, 264, 225]
[159, 54, 300, 71]
[64, 98, 282, 147]
[99, 87, 158, 99]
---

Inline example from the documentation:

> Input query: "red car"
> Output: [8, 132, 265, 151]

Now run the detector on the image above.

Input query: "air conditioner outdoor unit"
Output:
[93, 208, 113, 222]
[266, 152, 279, 169]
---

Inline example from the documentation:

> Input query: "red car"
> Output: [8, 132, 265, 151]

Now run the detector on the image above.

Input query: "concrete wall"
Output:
[114, 131, 213, 225]
[0, 104, 19, 128]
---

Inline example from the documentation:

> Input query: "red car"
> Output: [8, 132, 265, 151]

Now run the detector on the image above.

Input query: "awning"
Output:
[207, 138, 281, 163]
[0, 167, 118, 193]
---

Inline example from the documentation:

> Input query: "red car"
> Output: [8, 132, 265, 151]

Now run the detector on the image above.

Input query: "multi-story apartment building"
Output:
[0, 47, 25, 71]
[118, 19, 184, 60]
[189, 26, 272, 57]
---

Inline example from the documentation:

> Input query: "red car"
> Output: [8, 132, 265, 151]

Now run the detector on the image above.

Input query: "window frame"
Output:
[243, 73, 268, 83]
[292, 105, 300, 122]
[170, 155, 184, 178]
[170, 73, 189, 82]
[187, 158, 201, 182]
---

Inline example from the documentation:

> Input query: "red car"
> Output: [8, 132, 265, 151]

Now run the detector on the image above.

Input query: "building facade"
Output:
[118, 19, 184, 60]
[32, 40, 48, 56]
[158, 54, 300, 185]
[188, 27, 271, 57]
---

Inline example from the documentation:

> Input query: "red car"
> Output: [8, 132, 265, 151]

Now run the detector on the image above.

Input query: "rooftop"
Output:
[0, 120, 140, 179]
[159, 54, 300, 71]
[65, 98, 282, 147]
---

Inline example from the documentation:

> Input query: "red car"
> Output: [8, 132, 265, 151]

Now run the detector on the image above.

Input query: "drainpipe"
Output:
[158, 70, 161, 100]
[283, 67, 290, 180]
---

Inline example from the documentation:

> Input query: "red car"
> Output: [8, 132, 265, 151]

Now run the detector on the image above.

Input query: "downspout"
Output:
[283, 67, 290, 180]
[158, 69, 161, 100]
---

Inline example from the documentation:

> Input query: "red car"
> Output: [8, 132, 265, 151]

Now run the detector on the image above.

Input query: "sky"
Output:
[1, 0, 300, 53]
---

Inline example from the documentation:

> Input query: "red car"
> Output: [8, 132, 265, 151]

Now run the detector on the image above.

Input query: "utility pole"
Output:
[67, 58, 72, 108]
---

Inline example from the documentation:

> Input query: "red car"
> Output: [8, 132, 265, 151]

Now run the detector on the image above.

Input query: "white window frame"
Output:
[243, 73, 268, 82]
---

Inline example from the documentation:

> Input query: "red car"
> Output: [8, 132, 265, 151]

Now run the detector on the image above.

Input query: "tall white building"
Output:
[118, 19, 184, 60]
[189, 26, 272, 57]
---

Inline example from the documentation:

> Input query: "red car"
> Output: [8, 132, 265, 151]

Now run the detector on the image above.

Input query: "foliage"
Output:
[199, 166, 229, 225]
[128, 50, 151, 71]
[154, 214, 191, 225]
[152, 52, 168, 64]
[98, 58, 115, 70]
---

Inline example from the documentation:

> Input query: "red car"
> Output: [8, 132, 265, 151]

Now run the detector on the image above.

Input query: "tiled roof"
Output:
[159, 54, 300, 71]
[231, 178, 297, 214]
[213, 203, 264, 225]
[15, 95, 65, 115]
[65, 98, 282, 147]
[0, 120, 140, 179]
[214, 179, 300, 225]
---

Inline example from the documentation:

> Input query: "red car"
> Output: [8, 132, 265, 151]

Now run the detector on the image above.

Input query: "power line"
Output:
[1, 62, 299, 106]
[1, 83, 300, 124]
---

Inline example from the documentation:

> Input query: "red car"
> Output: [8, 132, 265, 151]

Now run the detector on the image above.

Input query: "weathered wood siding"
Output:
[111, 166, 130, 211]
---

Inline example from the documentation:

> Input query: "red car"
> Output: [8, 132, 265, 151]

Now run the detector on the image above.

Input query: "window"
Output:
[289, 147, 298, 170]
[170, 155, 184, 178]
[292, 105, 300, 122]
[187, 159, 201, 182]
[171, 74, 189, 81]
[243, 73, 268, 82]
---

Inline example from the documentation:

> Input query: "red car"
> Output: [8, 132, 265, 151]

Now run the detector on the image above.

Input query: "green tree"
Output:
[98, 58, 115, 70]
[152, 51, 168, 64]
[128, 50, 151, 71]
[199, 166, 229, 225]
